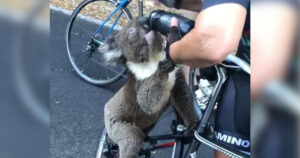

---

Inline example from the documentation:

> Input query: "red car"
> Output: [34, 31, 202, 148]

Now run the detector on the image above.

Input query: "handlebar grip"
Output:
[148, 10, 195, 36]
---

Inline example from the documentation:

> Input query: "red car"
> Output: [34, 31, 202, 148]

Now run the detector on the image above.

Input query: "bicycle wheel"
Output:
[66, 0, 132, 85]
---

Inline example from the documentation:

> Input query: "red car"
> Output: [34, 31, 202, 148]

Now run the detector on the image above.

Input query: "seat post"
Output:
[138, 0, 143, 17]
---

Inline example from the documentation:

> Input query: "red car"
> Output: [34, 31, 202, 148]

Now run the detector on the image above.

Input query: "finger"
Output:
[170, 17, 179, 27]
[168, 27, 181, 43]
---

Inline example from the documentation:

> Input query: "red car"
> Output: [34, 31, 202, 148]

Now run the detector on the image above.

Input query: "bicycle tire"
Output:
[66, 0, 132, 85]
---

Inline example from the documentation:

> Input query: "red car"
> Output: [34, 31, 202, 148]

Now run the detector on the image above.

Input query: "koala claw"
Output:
[158, 59, 175, 73]
[188, 121, 199, 131]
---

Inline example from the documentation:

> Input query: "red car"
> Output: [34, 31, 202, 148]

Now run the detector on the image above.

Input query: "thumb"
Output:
[170, 17, 179, 27]
[168, 17, 181, 44]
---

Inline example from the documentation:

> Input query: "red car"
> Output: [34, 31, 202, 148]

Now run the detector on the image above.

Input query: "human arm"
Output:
[169, 3, 247, 68]
[158, 0, 202, 11]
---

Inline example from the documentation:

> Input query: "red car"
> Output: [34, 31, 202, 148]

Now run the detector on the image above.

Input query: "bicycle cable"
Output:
[225, 54, 250, 74]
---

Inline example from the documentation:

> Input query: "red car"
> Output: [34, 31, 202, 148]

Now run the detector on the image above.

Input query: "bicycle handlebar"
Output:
[226, 54, 251, 74]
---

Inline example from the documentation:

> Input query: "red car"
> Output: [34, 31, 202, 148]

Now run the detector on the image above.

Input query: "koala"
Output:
[99, 18, 199, 158]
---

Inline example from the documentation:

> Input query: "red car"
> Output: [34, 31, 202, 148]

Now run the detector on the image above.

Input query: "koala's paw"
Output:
[158, 59, 175, 73]
[189, 121, 199, 130]
[184, 119, 199, 131]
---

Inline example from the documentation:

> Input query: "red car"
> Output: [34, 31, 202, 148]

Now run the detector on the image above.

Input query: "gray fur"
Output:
[100, 18, 198, 158]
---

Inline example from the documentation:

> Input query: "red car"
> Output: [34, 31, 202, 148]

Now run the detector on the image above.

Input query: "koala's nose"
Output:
[138, 17, 149, 25]
[140, 54, 146, 62]
[138, 17, 150, 30]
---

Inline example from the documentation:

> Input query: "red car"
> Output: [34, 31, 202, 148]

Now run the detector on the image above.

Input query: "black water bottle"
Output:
[148, 10, 195, 37]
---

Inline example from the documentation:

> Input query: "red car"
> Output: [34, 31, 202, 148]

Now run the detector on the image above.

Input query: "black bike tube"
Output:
[138, 0, 143, 16]
[146, 134, 191, 141]
[173, 140, 184, 158]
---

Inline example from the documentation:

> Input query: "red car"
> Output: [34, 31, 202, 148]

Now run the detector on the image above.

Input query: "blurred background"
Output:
[0, 0, 299, 158]
[251, 0, 300, 158]
[0, 0, 49, 158]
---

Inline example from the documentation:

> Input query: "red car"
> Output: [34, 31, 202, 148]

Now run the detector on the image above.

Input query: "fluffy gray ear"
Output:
[97, 36, 123, 65]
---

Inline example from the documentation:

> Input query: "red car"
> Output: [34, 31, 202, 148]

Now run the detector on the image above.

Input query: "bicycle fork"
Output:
[84, 0, 130, 55]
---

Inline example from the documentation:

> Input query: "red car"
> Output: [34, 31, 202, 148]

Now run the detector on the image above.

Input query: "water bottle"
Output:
[148, 10, 195, 36]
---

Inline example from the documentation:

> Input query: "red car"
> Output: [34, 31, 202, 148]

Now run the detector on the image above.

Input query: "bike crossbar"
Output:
[145, 134, 191, 142]
[93, 0, 129, 36]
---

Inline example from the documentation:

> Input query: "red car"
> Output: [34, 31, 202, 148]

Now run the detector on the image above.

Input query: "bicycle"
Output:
[66, 0, 251, 157]
[95, 53, 250, 158]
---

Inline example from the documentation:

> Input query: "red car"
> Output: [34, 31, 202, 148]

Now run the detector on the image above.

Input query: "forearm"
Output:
[170, 3, 247, 68]
[159, 0, 202, 11]
[178, 0, 202, 11]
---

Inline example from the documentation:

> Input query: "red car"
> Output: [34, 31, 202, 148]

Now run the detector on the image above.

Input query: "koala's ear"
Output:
[97, 36, 124, 65]
[127, 27, 137, 41]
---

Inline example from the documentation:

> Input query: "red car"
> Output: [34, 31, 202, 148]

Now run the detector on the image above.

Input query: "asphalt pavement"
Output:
[50, 7, 213, 158]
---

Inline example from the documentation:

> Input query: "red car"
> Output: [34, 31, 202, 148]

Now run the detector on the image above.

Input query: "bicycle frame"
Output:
[93, 0, 144, 39]
[187, 65, 250, 158]
[139, 134, 192, 156]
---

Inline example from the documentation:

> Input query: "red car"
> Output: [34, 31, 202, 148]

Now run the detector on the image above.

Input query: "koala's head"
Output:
[98, 18, 164, 65]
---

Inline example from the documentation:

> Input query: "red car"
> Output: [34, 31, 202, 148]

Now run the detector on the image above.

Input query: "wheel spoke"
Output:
[70, 48, 126, 79]
[78, 57, 90, 70]
[72, 24, 94, 37]
[72, 49, 87, 60]
[69, 40, 85, 45]
[90, 58, 125, 76]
